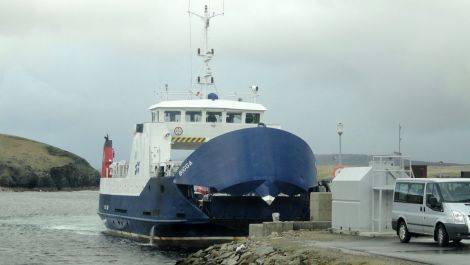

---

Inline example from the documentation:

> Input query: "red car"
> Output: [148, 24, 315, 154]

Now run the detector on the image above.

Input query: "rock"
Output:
[192, 249, 204, 258]
[217, 251, 234, 260]
[255, 246, 275, 256]
[255, 257, 265, 265]
[221, 257, 238, 265]
[236, 243, 246, 253]
[206, 245, 215, 252]
[269, 232, 279, 237]
[268, 254, 290, 265]
[238, 250, 256, 264]
[288, 258, 301, 265]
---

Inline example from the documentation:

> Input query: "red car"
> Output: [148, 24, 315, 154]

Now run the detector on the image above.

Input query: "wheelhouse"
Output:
[149, 99, 266, 125]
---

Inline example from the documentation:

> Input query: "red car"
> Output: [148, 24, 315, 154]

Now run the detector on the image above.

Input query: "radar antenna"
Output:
[188, 2, 224, 98]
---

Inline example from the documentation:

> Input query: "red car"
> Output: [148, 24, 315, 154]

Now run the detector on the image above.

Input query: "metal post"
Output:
[398, 124, 402, 155]
[339, 134, 342, 165]
[378, 189, 382, 232]
[439, 161, 443, 178]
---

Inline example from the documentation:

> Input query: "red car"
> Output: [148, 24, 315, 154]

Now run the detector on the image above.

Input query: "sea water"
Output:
[0, 191, 184, 265]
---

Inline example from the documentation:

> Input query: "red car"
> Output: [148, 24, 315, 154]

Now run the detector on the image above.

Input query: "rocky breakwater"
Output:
[177, 239, 291, 265]
[177, 230, 420, 265]
[0, 134, 99, 190]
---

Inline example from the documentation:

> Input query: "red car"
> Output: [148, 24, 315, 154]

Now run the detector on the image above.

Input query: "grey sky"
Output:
[1, 0, 469, 167]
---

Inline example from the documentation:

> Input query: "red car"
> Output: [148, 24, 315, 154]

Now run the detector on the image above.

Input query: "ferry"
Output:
[98, 5, 317, 247]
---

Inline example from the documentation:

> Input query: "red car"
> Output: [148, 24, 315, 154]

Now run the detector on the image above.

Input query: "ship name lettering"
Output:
[179, 161, 193, 176]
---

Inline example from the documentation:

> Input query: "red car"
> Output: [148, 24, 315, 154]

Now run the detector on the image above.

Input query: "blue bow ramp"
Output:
[174, 127, 316, 196]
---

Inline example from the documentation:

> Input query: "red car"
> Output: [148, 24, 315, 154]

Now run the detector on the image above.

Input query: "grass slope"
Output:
[0, 134, 75, 171]
[0, 133, 99, 190]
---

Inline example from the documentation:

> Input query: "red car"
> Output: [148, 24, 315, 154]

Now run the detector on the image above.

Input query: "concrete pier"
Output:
[310, 192, 332, 221]
[249, 221, 332, 238]
[249, 192, 333, 238]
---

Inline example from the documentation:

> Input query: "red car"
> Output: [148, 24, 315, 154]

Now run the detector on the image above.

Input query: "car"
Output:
[392, 178, 470, 246]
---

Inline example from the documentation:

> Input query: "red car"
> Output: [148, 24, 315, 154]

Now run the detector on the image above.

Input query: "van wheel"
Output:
[398, 221, 411, 243]
[436, 224, 449, 247]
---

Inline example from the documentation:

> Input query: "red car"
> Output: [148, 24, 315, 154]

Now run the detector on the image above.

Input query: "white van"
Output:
[392, 178, 470, 246]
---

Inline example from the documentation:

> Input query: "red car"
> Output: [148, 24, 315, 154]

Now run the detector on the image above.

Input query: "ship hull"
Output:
[99, 218, 246, 248]
[98, 127, 316, 247]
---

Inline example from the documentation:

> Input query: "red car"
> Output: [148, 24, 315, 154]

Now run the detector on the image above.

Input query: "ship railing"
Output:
[266, 123, 281, 129]
[369, 155, 413, 175]
[152, 160, 183, 177]
[157, 90, 259, 103]
[370, 155, 414, 232]
[110, 160, 129, 178]
[167, 161, 182, 176]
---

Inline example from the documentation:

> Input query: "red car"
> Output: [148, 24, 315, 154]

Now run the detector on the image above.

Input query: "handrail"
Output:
[156, 90, 258, 102]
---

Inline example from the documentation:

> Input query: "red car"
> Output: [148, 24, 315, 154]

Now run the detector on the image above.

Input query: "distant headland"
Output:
[0, 133, 99, 191]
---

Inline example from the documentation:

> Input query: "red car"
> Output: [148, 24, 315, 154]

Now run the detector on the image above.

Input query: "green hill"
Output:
[0, 133, 99, 190]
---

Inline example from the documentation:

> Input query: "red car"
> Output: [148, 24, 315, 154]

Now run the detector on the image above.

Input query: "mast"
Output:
[189, 4, 223, 98]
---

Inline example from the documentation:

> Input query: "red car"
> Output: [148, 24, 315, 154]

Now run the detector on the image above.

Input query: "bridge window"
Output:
[185, 111, 202, 122]
[245, 113, 260, 124]
[164, 111, 181, 122]
[226, 112, 242, 123]
[206, 111, 222, 123]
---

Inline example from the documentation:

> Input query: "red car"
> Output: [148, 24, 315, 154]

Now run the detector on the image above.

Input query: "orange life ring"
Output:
[332, 166, 345, 178]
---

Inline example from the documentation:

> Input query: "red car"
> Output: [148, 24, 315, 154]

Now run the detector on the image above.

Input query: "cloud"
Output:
[1, 0, 469, 166]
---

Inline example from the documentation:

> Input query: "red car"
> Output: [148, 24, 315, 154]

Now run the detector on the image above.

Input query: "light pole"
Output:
[439, 161, 444, 178]
[337, 122, 343, 166]
[398, 123, 402, 156]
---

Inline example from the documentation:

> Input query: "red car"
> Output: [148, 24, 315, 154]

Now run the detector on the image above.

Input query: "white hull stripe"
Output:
[105, 229, 247, 241]
[98, 211, 189, 223]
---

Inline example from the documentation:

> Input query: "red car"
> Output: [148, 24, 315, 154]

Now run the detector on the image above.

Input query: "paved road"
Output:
[310, 236, 470, 265]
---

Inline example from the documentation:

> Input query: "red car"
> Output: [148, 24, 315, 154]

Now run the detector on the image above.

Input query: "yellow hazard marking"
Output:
[172, 137, 206, 143]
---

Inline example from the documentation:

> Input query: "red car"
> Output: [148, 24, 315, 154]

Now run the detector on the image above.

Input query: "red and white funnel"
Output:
[101, 134, 114, 178]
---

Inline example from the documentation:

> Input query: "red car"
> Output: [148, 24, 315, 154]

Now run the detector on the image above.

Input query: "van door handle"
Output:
[419, 206, 423, 212]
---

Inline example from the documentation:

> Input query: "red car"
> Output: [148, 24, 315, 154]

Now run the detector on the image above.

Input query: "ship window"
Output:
[245, 113, 260, 124]
[151, 112, 155, 122]
[226, 112, 242, 123]
[185, 111, 202, 122]
[206, 112, 222, 123]
[164, 111, 181, 122]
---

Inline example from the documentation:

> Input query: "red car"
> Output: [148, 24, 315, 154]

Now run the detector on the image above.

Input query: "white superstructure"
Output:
[100, 4, 280, 196]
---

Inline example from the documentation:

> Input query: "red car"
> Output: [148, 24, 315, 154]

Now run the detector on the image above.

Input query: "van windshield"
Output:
[437, 182, 470, 203]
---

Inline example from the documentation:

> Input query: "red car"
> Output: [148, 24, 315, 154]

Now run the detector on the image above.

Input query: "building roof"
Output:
[148, 99, 267, 111]
[396, 178, 470, 183]
[334, 167, 373, 182]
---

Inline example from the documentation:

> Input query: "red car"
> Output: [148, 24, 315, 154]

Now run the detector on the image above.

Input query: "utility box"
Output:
[331, 167, 373, 231]
[462, 172, 470, 178]
[405, 165, 427, 178]
[331, 156, 412, 233]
